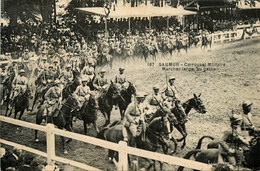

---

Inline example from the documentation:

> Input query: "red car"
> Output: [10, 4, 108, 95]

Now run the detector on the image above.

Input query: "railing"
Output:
[0, 115, 214, 171]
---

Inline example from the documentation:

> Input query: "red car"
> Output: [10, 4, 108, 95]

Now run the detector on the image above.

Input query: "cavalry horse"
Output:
[35, 94, 77, 154]
[6, 88, 31, 120]
[74, 94, 99, 135]
[117, 81, 136, 120]
[176, 39, 188, 55]
[62, 70, 81, 100]
[177, 132, 260, 171]
[170, 93, 206, 149]
[97, 81, 122, 127]
[201, 35, 212, 50]
[97, 116, 171, 170]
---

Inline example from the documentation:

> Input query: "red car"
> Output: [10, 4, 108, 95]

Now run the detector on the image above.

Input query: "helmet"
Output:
[54, 80, 61, 85]
[242, 101, 253, 108]
[66, 64, 72, 68]
[19, 69, 25, 74]
[230, 114, 242, 125]
[99, 69, 106, 73]
[136, 92, 146, 98]
[81, 76, 89, 83]
[153, 85, 159, 90]
[169, 76, 175, 80]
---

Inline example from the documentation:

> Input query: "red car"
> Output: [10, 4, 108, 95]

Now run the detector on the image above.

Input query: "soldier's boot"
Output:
[122, 126, 128, 142]
[42, 108, 48, 123]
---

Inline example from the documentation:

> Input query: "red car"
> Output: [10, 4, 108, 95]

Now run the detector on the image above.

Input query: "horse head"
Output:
[148, 116, 171, 140]
[187, 93, 206, 114]
[107, 81, 121, 101]
[88, 94, 98, 110]
[126, 81, 136, 96]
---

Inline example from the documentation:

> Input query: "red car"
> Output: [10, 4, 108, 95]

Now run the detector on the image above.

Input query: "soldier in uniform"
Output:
[9, 69, 28, 109]
[218, 114, 250, 166]
[145, 86, 163, 117]
[114, 67, 128, 90]
[162, 76, 187, 123]
[81, 60, 95, 81]
[241, 101, 255, 135]
[93, 69, 109, 91]
[60, 64, 73, 84]
[42, 80, 63, 123]
[122, 92, 146, 142]
[73, 76, 91, 112]
[45, 65, 57, 84]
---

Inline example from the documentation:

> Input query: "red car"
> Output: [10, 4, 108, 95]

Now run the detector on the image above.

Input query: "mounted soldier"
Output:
[145, 86, 163, 117]
[114, 67, 128, 90]
[122, 92, 146, 142]
[162, 76, 187, 123]
[81, 59, 95, 81]
[93, 69, 109, 92]
[73, 76, 91, 112]
[42, 80, 63, 123]
[241, 101, 255, 135]
[60, 64, 73, 85]
[8, 69, 28, 109]
[218, 114, 250, 166]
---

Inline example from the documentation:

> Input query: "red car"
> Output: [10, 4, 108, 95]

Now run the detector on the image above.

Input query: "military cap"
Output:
[119, 67, 124, 71]
[99, 69, 106, 73]
[242, 101, 253, 108]
[19, 69, 25, 73]
[48, 65, 53, 68]
[169, 76, 175, 80]
[153, 85, 159, 90]
[81, 76, 89, 82]
[136, 92, 146, 98]
[66, 64, 72, 68]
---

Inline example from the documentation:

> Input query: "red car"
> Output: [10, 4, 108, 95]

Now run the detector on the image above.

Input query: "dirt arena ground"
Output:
[1, 38, 260, 171]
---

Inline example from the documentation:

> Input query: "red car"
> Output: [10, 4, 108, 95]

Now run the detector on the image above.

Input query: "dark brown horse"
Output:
[62, 70, 81, 100]
[179, 132, 260, 171]
[74, 94, 99, 135]
[171, 93, 206, 149]
[34, 95, 77, 154]
[117, 81, 136, 120]
[97, 116, 171, 170]
[6, 88, 31, 120]
[97, 81, 121, 127]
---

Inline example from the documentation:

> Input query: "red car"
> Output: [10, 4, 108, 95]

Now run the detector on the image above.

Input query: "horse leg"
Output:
[18, 109, 25, 120]
[35, 112, 43, 142]
[31, 92, 38, 110]
[93, 122, 99, 134]
[175, 124, 187, 142]
[61, 136, 68, 154]
[83, 120, 87, 135]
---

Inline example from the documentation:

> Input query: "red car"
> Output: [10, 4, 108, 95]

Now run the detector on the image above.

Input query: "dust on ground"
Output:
[1, 38, 260, 171]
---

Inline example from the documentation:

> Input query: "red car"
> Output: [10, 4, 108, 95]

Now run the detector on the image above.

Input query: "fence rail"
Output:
[0, 115, 214, 171]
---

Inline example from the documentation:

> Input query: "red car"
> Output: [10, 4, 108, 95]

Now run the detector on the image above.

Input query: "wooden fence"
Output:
[0, 115, 214, 171]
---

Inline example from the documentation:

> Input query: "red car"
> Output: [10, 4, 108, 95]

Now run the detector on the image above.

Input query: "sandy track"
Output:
[1, 38, 260, 170]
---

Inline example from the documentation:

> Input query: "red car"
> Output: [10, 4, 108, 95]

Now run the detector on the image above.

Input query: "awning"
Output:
[76, 5, 197, 19]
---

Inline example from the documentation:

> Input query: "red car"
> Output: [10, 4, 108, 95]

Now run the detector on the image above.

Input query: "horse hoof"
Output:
[64, 150, 68, 154]
[35, 139, 39, 143]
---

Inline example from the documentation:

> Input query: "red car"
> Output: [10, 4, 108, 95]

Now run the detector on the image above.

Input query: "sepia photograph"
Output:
[0, 0, 260, 170]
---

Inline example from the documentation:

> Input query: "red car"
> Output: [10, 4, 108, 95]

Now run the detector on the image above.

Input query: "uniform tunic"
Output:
[73, 85, 90, 108]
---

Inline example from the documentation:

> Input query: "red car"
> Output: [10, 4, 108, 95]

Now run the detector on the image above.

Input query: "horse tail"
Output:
[195, 136, 215, 149]
[177, 149, 202, 171]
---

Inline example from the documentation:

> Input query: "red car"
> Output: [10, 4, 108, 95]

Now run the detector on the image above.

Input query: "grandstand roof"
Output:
[76, 5, 196, 19]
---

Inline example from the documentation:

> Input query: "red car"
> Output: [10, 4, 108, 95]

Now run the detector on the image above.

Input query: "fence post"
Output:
[117, 141, 128, 171]
[46, 124, 55, 168]
[211, 34, 215, 45]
